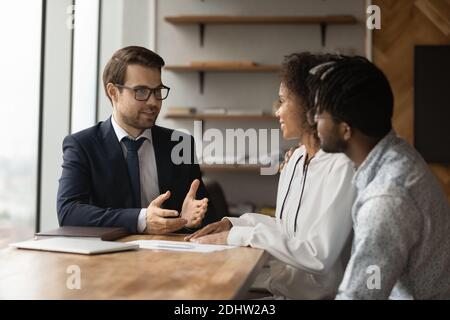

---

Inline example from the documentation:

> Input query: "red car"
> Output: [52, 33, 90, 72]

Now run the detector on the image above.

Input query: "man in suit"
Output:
[57, 46, 219, 234]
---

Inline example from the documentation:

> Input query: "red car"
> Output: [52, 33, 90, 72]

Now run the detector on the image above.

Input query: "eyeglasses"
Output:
[114, 84, 170, 101]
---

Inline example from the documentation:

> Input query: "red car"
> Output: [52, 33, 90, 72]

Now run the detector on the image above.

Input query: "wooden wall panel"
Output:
[372, 0, 450, 201]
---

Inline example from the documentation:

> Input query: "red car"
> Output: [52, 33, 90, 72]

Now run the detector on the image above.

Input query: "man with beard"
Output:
[311, 56, 450, 299]
[57, 46, 218, 234]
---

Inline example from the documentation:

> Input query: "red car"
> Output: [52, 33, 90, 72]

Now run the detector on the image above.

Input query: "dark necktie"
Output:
[122, 137, 146, 207]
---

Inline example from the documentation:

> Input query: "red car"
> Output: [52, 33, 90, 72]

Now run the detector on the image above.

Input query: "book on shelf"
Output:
[167, 107, 273, 117]
[190, 60, 258, 68]
[226, 109, 266, 116]
[202, 154, 247, 165]
[166, 106, 197, 116]
[200, 108, 227, 115]
[256, 206, 276, 217]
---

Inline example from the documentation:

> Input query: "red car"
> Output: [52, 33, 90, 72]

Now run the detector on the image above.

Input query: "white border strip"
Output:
[149, 0, 156, 51]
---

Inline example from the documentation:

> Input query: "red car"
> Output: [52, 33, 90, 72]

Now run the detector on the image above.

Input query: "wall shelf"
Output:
[165, 65, 280, 72]
[165, 64, 280, 93]
[165, 15, 358, 47]
[167, 112, 279, 174]
[200, 164, 270, 173]
[165, 113, 277, 121]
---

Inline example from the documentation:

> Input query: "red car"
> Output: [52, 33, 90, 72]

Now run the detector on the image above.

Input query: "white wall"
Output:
[98, 0, 155, 121]
[154, 0, 366, 208]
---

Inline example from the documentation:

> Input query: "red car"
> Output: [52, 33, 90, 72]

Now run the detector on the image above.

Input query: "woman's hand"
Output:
[190, 231, 230, 245]
[184, 219, 232, 242]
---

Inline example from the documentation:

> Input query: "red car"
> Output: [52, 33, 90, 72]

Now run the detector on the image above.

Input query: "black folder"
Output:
[35, 226, 129, 241]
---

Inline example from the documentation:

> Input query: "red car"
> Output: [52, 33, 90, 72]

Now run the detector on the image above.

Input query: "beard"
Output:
[123, 110, 159, 130]
[321, 137, 347, 153]
[320, 127, 348, 153]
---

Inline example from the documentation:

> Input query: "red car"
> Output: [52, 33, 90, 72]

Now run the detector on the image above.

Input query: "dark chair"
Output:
[202, 177, 229, 220]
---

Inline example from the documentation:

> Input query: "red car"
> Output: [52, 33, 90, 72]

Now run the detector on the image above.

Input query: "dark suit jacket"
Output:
[57, 117, 220, 233]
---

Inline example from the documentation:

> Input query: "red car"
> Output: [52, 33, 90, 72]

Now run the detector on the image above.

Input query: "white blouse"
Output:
[227, 146, 356, 299]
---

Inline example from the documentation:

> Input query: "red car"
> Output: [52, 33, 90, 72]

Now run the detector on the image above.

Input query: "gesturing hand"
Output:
[145, 191, 187, 234]
[181, 179, 208, 228]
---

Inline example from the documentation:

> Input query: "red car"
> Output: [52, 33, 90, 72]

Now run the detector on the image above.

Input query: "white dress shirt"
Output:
[111, 115, 160, 233]
[227, 146, 356, 299]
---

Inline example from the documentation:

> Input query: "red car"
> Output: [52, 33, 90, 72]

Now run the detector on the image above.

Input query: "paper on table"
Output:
[127, 240, 236, 253]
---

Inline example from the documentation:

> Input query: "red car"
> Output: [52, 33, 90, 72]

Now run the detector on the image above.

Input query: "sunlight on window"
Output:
[71, 0, 100, 133]
[0, 1, 42, 248]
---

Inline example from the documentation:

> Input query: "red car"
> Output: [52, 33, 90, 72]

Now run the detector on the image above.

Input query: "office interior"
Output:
[0, 0, 449, 300]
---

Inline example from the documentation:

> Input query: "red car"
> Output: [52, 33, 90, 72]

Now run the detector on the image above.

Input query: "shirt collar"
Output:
[353, 129, 397, 190]
[111, 115, 152, 143]
[297, 145, 327, 161]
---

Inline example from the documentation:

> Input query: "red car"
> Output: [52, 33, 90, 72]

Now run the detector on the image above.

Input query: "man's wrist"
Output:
[137, 208, 148, 233]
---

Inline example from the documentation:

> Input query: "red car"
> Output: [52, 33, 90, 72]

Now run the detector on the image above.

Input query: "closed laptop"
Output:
[10, 237, 139, 255]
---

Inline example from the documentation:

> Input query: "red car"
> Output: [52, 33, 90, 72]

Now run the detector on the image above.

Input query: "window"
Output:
[0, 0, 43, 247]
[70, 0, 100, 133]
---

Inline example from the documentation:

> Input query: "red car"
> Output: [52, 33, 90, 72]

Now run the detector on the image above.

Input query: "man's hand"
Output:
[190, 231, 230, 245]
[184, 219, 232, 242]
[145, 191, 187, 234]
[180, 179, 208, 228]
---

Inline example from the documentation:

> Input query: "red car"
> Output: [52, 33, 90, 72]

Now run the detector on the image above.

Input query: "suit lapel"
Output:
[151, 125, 173, 195]
[97, 120, 175, 207]
[98, 117, 133, 206]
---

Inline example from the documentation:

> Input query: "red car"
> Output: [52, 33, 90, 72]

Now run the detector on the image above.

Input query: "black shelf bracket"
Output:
[320, 22, 327, 47]
[199, 71, 205, 94]
[199, 23, 205, 47]
[199, 21, 331, 48]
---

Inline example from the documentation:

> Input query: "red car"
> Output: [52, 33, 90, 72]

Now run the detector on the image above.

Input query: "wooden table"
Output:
[0, 234, 268, 299]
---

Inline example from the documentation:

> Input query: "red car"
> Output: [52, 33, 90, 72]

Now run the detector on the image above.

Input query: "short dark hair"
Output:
[103, 46, 165, 102]
[310, 56, 393, 138]
[280, 52, 341, 136]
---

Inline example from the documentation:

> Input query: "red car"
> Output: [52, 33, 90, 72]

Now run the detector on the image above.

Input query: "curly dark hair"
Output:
[280, 52, 341, 137]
